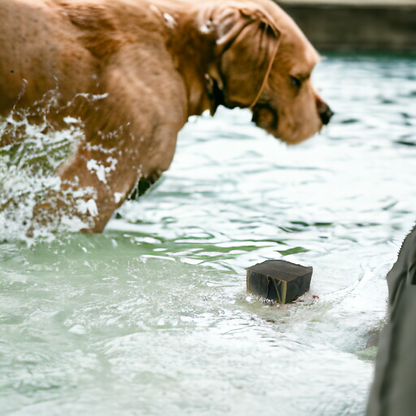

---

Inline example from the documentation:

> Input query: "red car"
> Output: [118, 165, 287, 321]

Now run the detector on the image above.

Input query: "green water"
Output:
[1, 55, 416, 415]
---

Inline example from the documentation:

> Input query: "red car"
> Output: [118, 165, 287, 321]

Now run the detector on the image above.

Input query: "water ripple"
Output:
[1, 54, 416, 415]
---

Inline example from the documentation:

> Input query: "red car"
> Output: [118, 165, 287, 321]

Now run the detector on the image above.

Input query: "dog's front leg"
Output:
[28, 116, 181, 235]
[28, 134, 142, 235]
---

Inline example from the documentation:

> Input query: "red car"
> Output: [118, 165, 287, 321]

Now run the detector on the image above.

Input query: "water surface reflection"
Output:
[1, 55, 416, 415]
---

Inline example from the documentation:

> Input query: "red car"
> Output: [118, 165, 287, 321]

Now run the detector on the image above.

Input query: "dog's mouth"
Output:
[251, 103, 278, 135]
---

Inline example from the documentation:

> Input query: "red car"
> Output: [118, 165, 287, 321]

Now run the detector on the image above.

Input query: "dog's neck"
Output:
[160, 3, 224, 118]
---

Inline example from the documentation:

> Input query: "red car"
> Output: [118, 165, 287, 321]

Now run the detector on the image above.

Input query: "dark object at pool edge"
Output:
[246, 260, 313, 304]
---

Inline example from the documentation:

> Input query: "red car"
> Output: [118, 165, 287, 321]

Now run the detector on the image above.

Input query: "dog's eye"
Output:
[290, 75, 301, 88]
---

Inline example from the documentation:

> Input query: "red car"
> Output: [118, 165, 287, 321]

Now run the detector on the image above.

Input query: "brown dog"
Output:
[0, 0, 332, 233]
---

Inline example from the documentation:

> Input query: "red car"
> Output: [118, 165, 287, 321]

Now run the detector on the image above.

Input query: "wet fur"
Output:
[0, 0, 331, 233]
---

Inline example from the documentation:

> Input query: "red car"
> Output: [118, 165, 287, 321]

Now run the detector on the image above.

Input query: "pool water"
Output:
[1, 54, 416, 416]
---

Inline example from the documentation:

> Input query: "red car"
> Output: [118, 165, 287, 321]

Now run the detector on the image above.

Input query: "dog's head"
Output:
[201, 0, 333, 144]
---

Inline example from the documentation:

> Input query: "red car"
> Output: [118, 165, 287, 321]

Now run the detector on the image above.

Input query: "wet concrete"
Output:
[276, 0, 416, 52]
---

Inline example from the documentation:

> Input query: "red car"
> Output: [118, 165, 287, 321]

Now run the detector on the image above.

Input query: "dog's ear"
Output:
[208, 5, 281, 109]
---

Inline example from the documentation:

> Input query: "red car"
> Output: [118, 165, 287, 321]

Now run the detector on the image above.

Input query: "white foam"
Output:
[114, 192, 124, 204]
[163, 13, 177, 28]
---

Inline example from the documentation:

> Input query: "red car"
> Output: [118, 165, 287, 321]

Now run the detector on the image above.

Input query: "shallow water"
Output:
[1, 54, 416, 416]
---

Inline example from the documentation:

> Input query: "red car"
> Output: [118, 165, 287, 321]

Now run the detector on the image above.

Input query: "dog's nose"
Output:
[319, 104, 334, 125]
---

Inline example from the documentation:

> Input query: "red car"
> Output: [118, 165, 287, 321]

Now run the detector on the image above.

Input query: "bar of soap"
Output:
[246, 260, 313, 304]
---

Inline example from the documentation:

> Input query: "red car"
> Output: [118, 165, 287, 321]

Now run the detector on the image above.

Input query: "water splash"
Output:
[0, 89, 116, 242]
[0, 101, 84, 242]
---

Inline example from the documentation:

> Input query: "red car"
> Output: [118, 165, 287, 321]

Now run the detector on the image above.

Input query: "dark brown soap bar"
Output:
[246, 260, 313, 304]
